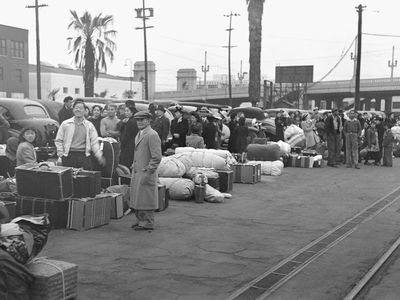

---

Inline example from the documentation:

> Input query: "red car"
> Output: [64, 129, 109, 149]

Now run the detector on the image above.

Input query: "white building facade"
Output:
[29, 63, 142, 102]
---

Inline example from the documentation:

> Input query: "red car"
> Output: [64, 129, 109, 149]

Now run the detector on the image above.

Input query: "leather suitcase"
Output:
[156, 185, 169, 212]
[232, 163, 261, 184]
[73, 170, 101, 197]
[217, 169, 233, 192]
[15, 164, 73, 200]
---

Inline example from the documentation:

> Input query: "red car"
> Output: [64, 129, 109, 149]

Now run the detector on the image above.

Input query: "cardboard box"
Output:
[15, 164, 73, 200]
[67, 194, 111, 231]
[288, 155, 314, 168]
[15, 196, 69, 229]
[27, 259, 78, 300]
[232, 163, 261, 184]
[156, 184, 169, 212]
[217, 169, 234, 192]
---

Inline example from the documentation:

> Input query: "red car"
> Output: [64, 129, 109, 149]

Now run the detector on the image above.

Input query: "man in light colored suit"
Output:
[130, 111, 162, 231]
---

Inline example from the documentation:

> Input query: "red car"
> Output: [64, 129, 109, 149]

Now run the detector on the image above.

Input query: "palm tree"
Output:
[247, 0, 265, 106]
[47, 88, 60, 101]
[123, 90, 136, 99]
[68, 10, 117, 97]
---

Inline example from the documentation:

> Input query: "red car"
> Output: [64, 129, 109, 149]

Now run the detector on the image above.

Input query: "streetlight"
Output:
[124, 58, 133, 96]
[223, 12, 240, 107]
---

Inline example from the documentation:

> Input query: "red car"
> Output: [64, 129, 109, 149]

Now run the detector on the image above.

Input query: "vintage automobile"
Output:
[32, 99, 64, 123]
[0, 98, 59, 158]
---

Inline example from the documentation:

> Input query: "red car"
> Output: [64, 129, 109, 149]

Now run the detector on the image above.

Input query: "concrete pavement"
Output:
[41, 160, 400, 299]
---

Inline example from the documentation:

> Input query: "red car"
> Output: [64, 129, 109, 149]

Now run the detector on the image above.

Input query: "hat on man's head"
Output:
[133, 111, 152, 119]
[313, 107, 319, 111]
[332, 108, 338, 112]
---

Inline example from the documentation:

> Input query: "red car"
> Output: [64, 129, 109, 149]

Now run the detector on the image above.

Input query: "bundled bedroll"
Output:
[284, 125, 303, 141]
[204, 184, 232, 203]
[175, 147, 236, 165]
[177, 151, 230, 170]
[246, 143, 281, 161]
[158, 178, 195, 200]
[276, 141, 291, 155]
[287, 133, 306, 148]
[247, 160, 284, 176]
[158, 156, 188, 178]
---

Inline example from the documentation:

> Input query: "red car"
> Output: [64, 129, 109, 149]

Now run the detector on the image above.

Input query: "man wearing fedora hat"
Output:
[170, 106, 189, 147]
[325, 107, 343, 167]
[152, 105, 170, 152]
[130, 111, 162, 231]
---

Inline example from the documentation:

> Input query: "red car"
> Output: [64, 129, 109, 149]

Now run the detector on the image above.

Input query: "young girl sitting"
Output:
[16, 127, 38, 166]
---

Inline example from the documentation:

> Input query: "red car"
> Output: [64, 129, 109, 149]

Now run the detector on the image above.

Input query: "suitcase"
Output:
[207, 176, 220, 191]
[156, 185, 169, 212]
[107, 193, 124, 219]
[15, 164, 73, 200]
[217, 169, 233, 192]
[15, 196, 69, 229]
[73, 170, 101, 197]
[232, 163, 261, 184]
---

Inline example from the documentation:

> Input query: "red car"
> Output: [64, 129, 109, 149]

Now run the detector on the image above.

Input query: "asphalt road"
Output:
[41, 159, 400, 300]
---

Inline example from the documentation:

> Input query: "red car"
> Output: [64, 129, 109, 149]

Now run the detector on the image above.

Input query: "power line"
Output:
[363, 32, 400, 38]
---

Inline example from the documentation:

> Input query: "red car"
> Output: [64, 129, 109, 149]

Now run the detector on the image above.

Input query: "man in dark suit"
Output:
[152, 105, 170, 151]
[325, 108, 343, 167]
[58, 96, 74, 124]
[130, 111, 162, 231]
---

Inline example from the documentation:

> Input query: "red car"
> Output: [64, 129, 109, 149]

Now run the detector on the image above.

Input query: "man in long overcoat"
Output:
[130, 111, 162, 231]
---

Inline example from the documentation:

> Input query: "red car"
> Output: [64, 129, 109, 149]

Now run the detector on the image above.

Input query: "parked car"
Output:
[0, 98, 59, 158]
[32, 99, 64, 123]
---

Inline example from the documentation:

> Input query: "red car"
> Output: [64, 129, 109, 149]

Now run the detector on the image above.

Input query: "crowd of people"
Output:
[1, 98, 400, 177]
[275, 107, 399, 169]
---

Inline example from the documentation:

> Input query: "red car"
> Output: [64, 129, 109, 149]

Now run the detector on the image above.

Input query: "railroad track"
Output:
[228, 187, 400, 300]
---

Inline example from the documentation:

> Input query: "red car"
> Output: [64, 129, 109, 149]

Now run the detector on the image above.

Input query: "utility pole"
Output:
[237, 60, 247, 85]
[124, 58, 133, 96]
[350, 39, 358, 78]
[135, 0, 154, 101]
[26, 0, 47, 100]
[388, 45, 397, 79]
[201, 51, 209, 89]
[354, 4, 366, 111]
[223, 12, 240, 107]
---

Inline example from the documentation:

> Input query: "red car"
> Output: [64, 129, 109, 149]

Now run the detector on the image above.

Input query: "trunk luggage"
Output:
[288, 154, 314, 168]
[15, 164, 73, 200]
[73, 170, 101, 198]
[67, 194, 112, 231]
[217, 170, 233, 192]
[93, 138, 120, 178]
[232, 163, 261, 184]
[15, 196, 69, 229]
[27, 259, 78, 300]
[156, 185, 169, 212]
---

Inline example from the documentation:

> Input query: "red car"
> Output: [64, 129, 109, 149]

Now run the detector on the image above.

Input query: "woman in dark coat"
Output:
[170, 108, 189, 147]
[119, 106, 139, 168]
[236, 117, 249, 153]
[202, 116, 218, 149]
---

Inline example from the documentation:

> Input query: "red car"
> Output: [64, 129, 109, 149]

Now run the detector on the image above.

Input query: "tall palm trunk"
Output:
[84, 40, 95, 97]
[248, 0, 264, 106]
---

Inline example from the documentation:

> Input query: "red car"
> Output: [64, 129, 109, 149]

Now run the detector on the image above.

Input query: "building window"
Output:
[0, 39, 6, 56]
[10, 41, 24, 58]
[63, 87, 68, 94]
[320, 100, 327, 109]
[0, 67, 3, 80]
[15, 69, 22, 83]
[75, 88, 80, 94]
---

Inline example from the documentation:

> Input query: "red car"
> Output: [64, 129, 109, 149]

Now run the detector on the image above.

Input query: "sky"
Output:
[2, 0, 400, 91]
